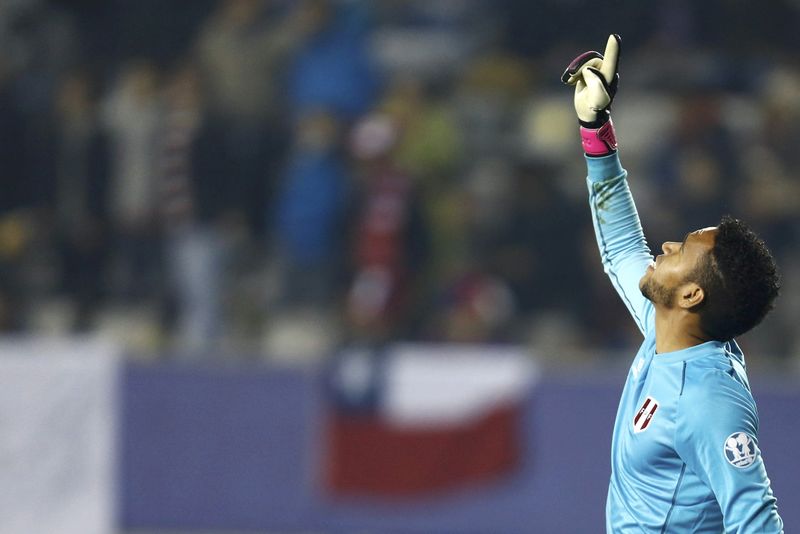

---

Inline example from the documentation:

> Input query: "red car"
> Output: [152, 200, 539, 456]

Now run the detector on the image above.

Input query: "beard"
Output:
[640, 276, 677, 308]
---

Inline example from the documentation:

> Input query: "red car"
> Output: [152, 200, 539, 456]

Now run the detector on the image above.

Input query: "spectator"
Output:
[479, 161, 584, 316]
[0, 0, 78, 115]
[157, 61, 235, 355]
[195, 0, 309, 127]
[382, 77, 463, 184]
[429, 268, 515, 344]
[273, 109, 349, 308]
[344, 114, 429, 342]
[41, 70, 110, 330]
[287, 0, 380, 119]
[729, 65, 800, 359]
[647, 89, 739, 242]
[195, 0, 315, 235]
[380, 77, 466, 288]
[102, 60, 162, 301]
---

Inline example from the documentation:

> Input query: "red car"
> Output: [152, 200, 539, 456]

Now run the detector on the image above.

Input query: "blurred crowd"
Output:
[0, 0, 799, 365]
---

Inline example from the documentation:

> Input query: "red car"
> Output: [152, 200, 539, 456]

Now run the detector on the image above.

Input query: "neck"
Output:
[653, 306, 711, 354]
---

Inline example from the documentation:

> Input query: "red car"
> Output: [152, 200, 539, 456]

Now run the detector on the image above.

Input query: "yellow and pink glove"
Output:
[561, 34, 621, 156]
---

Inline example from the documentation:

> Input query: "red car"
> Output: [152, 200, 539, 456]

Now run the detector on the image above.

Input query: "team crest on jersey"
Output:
[632, 396, 658, 433]
[724, 432, 757, 468]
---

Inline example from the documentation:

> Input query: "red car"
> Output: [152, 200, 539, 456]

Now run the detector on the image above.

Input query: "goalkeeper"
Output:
[563, 35, 784, 532]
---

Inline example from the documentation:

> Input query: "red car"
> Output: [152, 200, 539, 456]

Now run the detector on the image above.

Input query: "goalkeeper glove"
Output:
[561, 34, 621, 156]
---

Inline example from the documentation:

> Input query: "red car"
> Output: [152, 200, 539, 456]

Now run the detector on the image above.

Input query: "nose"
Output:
[662, 242, 679, 254]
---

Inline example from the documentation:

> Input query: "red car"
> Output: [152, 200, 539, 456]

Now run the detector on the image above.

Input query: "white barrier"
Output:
[0, 338, 120, 534]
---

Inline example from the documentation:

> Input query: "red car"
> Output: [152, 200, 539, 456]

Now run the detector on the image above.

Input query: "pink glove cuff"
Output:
[580, 120, 618, 156]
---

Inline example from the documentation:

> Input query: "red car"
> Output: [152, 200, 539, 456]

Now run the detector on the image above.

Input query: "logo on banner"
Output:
[724, 432, 757, 468]
[632, 396, 658, 433]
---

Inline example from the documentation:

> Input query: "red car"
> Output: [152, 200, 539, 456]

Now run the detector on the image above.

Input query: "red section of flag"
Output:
[324, 404, 521, 497]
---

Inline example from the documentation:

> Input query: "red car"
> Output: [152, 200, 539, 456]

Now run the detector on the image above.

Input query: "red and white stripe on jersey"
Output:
[632, 396, 659, 433]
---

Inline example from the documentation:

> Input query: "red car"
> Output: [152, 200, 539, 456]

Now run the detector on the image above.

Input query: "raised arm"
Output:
[563, 35, 655, 334]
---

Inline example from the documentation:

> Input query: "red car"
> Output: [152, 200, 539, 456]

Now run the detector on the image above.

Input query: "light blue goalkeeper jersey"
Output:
[586, 154, 783, 533]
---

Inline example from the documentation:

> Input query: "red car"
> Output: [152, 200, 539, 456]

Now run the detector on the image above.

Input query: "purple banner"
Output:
[121, 363, 798, 533]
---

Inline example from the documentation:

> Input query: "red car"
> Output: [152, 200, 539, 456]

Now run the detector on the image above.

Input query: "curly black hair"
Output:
[691, 216, 780, 341]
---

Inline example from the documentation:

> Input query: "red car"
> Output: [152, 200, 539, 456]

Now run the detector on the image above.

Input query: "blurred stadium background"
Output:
[1, 1, 799, 533]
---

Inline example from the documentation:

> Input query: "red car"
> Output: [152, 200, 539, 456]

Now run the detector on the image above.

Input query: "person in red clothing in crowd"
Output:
[345, 113, 429, 342]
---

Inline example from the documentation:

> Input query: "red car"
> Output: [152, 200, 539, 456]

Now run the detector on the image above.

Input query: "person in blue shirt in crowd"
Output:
[274, 109, 349, 306]
[563, 35, 784, 532]
[287, 0, 379, 119]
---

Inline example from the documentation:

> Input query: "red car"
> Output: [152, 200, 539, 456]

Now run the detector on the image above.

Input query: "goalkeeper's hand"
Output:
[561, 34, 621, 156]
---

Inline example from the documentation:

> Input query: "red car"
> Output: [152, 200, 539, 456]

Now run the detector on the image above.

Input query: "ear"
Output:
[678, 282, 705, 310]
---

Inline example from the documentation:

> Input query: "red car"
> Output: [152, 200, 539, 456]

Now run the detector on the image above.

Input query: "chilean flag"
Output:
[323, 344, 538, 498]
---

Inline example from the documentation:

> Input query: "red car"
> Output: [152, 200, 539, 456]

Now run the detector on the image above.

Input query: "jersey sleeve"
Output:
[675, 373, 783, 533]
[586, 153, 654, 334]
